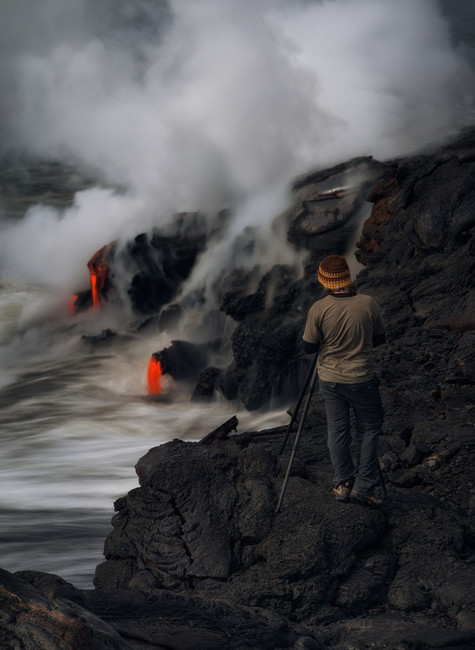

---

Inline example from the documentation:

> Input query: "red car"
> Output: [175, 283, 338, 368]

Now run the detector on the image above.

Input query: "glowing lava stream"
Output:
[90, 271, 100, 308]
[147, 356, 162, 394]
[88, 243, 114, 308]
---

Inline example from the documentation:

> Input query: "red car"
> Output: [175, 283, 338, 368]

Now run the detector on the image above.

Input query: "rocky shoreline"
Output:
[1, 130, 475, 649]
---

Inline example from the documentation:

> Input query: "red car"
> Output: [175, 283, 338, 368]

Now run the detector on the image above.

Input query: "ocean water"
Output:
[1, 0, 475, 589]
[0, 285, 288, 587]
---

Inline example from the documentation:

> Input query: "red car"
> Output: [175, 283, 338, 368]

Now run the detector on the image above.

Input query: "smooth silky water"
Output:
[0, 284, 288, 588]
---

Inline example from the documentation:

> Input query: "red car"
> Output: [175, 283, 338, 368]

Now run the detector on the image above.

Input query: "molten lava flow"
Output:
[87, 242, 115, 309]
[90, 272, 100, 308]
[147, 356, 162, 395]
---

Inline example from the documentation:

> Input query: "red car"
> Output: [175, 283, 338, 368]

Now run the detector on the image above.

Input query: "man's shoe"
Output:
[333, 481, 352, 502]
[350, 490, 382, 507]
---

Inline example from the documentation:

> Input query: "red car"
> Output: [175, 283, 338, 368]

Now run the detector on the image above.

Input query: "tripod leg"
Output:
[276, 359, 319, 513]
[279, 355, 318, 456]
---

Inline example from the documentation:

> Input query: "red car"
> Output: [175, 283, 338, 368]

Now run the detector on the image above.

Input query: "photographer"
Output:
[302, 255, 385, 505]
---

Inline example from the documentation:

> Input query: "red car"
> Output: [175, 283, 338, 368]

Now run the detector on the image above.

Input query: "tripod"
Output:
[276, 355, 319, 513]
[276, 355, 387, 513]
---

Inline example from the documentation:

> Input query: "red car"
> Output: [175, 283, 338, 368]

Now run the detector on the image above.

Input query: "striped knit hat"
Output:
[318, 255, 352, 290]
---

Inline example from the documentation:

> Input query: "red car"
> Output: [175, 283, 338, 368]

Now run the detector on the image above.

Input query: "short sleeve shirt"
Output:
[302, 293, 385, 383]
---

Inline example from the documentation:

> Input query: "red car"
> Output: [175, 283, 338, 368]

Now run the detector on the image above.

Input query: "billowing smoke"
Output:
[0, 0, 474, 294]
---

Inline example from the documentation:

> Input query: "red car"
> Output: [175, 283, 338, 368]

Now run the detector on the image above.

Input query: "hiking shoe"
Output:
[350, 490, 382, 507]
[333, 481, 352, 502]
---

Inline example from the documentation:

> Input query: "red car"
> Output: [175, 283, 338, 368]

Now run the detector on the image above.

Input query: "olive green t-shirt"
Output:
[302, 293, 385, 383]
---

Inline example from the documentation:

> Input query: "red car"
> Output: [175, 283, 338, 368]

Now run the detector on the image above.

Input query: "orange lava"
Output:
[87, 242, 115, 309]
[147, 356, 162, 394]
[90, 271, 100, 308]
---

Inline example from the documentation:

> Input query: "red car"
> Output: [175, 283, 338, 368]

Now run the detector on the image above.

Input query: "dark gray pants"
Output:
[319, 377, 384, 495]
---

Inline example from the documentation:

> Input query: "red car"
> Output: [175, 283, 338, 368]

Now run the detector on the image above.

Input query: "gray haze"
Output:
[0, 0, 474, 291]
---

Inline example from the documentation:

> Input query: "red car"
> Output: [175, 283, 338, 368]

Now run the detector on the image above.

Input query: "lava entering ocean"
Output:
[147, 354, 162, 395]
[88, 242, 116, 308]
[70, 241, 116, 314]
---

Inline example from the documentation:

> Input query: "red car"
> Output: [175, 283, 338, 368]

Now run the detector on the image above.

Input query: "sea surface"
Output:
[0, 290, 287, 587]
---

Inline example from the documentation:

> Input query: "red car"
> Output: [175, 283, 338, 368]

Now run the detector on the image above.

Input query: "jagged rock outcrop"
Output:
[285, 156, 384, 252]
[353, 129, 475, 514]
[72, 210, 227, 316]
[188, 134, 475, 410]
[0, 568, 130, 650]
[153, 338, 223, 384]
[124, 214, 210, 315]
[188, 158, 387, 410]
[88, 423, 474, 643]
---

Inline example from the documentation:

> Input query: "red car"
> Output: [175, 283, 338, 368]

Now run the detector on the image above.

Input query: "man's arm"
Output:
[302, 302, 320, 354]
[302, 339, 319, 354]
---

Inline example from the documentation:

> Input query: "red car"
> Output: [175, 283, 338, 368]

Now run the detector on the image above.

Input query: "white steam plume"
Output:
[0, 0, 474, 292]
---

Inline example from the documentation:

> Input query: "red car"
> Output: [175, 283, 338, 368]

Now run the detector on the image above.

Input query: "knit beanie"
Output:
[318, 255, 352, 290]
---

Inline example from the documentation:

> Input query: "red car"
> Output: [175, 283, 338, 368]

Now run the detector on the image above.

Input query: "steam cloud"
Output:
[0, 0, 474, 293]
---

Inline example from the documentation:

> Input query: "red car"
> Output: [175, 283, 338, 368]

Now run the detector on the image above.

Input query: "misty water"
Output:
[1, 0, 475, 589]
[0, 288, 288, 587]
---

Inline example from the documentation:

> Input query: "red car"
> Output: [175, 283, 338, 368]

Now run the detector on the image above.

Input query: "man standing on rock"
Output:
[302, 255, 385, 506]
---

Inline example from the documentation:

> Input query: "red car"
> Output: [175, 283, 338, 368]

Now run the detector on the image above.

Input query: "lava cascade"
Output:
[147, 355, 162, 394]
[87, 242, 116, 308]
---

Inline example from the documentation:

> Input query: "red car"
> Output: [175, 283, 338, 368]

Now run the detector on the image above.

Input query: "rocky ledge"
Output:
[1, 130, 475, 649]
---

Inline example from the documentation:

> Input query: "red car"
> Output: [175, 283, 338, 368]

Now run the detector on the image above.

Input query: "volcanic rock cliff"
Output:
[1, 131, 475, 649]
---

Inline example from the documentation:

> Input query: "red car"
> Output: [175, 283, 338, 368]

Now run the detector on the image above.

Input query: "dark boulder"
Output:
[81, 328, 117, 345]
[124, 213, 208, 315]
[231, 316, 307, 410]
[0, 568, 129, 650]
[285, 156, 385, 252]
[191, 366, 222, 402]
[154, 338, 223, 383]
